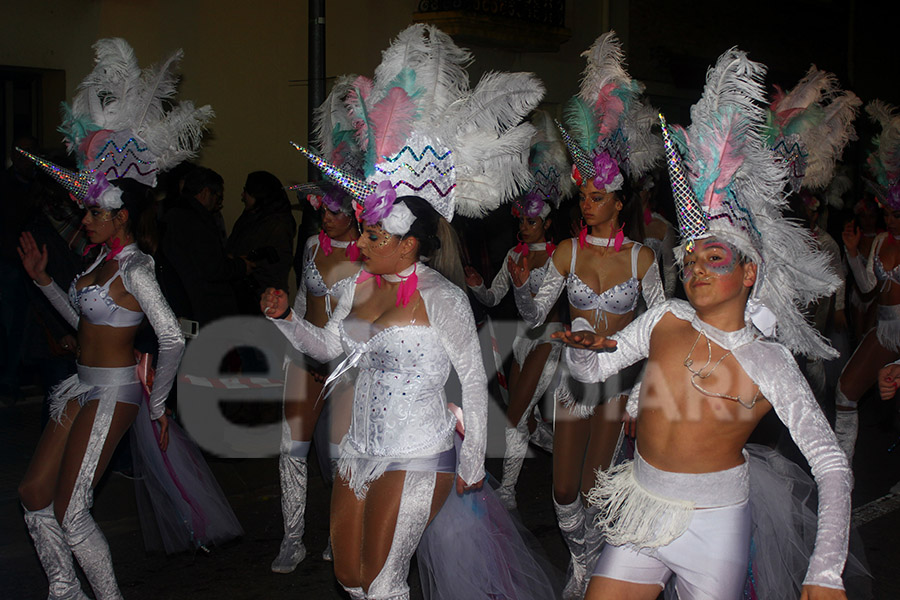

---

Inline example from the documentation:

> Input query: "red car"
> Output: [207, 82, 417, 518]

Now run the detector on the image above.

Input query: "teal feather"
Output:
[387, 67, 422, 100]
[564, 97, 599, 154]
[352, 84, 377, 176]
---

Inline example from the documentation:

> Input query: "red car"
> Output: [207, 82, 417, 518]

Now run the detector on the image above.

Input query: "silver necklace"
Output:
[683, 329, 759, 410]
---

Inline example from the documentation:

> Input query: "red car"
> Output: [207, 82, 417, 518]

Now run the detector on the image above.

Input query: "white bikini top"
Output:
[566, 241, 642, 315]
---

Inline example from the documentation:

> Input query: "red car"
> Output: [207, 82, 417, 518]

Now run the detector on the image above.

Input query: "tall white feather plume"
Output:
[59, 38, 213, 185]
[577, 32, 630, 105]
[564, 30, 661, 181]
[307, 24, 542, 222]
[766, 65, 860, 191]
[866, 100, 900, 191]
[670, 48, 839, 359]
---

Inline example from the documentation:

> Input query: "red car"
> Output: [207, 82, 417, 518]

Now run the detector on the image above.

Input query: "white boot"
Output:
[554, 497, 588, 600]
[496, 426, 529, 510]
[271, 454, 308, 573]
[23, 505, 89, 600]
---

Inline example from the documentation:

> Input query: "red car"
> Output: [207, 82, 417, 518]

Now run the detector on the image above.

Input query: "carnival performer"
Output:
[15, 38, 220, 598]
[465, 110, 572, 510]
[836, 101, 900, 465]
[765, 65, 860, 399]
[509, 31, 663, 599]
[847, 197, 882, 340]
[556, 48, 852, 600]
[270, 76, 362, 574]
[262, 24, 545, 599]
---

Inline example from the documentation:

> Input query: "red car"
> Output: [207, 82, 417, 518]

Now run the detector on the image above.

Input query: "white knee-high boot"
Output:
[272, 440, 310, 573]
[366, 471, 435, 600]
[497, 426, 530, 510]
[554, 497, 588, 600]
[62, 396, 122, 600]
[23, 505, 88, 600]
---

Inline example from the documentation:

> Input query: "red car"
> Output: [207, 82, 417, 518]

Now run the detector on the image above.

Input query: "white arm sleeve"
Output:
[565, 301, 672, 384]
[640, 259, 666, 309]
[513, 259, 564, 327]
[430, 283, 488, 486]
[737, 342, 851, 590]
[35, 279, 80, 329]
[122, 254, 186, 420]
[268, 280, 351, 363]
[469, 251, 513, 308]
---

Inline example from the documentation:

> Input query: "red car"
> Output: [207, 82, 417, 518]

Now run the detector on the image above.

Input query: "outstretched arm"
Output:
[262, 283, 348, 363]
[741, 343, 851, 592]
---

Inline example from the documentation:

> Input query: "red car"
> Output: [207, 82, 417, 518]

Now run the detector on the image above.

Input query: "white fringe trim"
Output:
[338, 455, 390, 500]
[876, 309, 900, 353]
[585, 461, 694, 549]
[47, 374, 94, 424]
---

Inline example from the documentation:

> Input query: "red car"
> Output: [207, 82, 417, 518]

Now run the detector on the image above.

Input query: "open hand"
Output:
[464, 266, 483, 287]
[17, 232, 50, 284]
[841, 222, 861, 255]
[551, 328, 618, 351]
[156, 412, 171, 452]
[260, 288, 290, 319]
[508, 255, 529, 288]
[878, 363, 900, 400]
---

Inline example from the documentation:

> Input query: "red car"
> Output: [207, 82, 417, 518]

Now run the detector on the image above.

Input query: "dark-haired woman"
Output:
[511, 176, 663, 599]
[270, 189, 360, 573]
[18, 176, 184, 599]
[465, 201, 561, 510]
[225, 171, 296, 314]
[261, 195, 487, 600]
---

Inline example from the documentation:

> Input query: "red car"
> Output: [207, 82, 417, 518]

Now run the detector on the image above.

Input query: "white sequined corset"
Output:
[340, 319, 455, 457]
[269, 263, 488, 489]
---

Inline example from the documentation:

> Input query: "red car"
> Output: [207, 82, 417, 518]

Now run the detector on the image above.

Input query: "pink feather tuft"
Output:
[595, 82, 625, 138]
[369, 88, 418, 161]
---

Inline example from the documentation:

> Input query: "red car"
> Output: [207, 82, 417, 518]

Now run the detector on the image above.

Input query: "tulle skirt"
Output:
[416, 436, 561, 599]
[131, 387, 243, 554]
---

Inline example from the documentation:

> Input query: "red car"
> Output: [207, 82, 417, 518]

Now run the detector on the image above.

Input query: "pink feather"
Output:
[595, 83, 625, 138]
[369, 87, 418, 160]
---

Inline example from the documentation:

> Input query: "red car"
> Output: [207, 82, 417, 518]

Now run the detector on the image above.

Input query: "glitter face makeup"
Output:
[681, 238, 739, 282]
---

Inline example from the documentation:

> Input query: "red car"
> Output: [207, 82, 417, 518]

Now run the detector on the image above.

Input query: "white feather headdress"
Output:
[559, 31, 661, 190]
[661, 49, 839, 359]
[293, 24, 544, 228]
[765, 65, 860, 193]
[512, 110, 575, 219]
[865, 100, 900, 210]
[19, 38, 213, 206]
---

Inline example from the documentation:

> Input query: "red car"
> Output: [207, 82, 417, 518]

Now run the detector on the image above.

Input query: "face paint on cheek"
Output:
[704, 243, 738, 276]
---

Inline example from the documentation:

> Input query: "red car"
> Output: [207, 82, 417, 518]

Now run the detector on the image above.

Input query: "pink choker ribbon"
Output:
[318, 230, 333, 256]
[356, 264, 419, 307]
[346, 240, 360, 261]
[578, 222, 588, 249]
[83, 237, 126, 261]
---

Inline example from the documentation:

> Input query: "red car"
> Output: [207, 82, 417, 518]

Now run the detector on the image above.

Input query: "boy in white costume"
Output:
[555, 49, 852, 600]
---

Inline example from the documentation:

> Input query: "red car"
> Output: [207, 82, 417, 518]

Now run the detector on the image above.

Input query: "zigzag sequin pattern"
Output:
[393, 180, 457, 197]
[382, 145, 451, 163]
[375, 161, 455, 177]
[92, 138, 157, 179]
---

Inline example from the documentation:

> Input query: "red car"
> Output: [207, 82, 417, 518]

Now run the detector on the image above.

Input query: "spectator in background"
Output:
[160, 166, 250, 326]
[225, 171, 296, 314]
[0, 135, 40, 403]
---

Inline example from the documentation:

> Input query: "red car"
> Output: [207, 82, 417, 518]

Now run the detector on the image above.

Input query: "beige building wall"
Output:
[2, 0, 617, 230]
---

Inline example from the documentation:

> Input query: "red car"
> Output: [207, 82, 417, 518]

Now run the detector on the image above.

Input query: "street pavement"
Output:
[2, 386, 899, 599]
